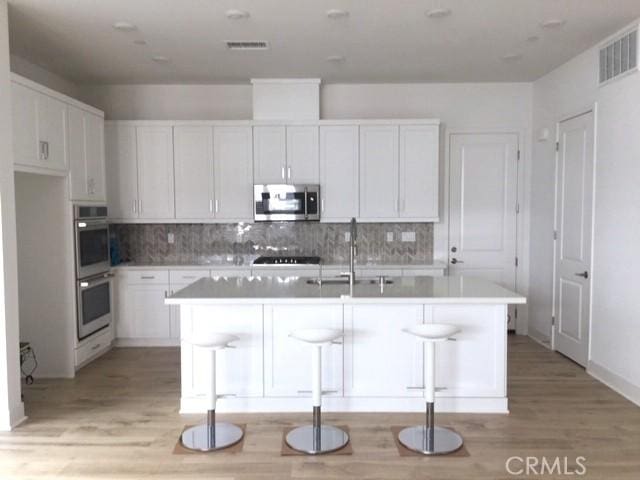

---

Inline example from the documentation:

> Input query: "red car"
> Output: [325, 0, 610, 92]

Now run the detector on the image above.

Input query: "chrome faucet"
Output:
[341, 217, 358, 295]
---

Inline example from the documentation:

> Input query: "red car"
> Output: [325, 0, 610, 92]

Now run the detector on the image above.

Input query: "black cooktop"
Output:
[253, 256, 321, 265]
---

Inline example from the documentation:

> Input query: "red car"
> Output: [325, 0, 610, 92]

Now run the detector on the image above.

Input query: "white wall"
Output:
[530, 23, 640, 405]
[15, 173, 75, 378]
[0, 0, 25, 430]
[10, 54, 81, 99]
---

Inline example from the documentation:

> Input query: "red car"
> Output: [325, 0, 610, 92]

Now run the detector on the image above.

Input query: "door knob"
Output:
[575, 271, 589, 279]
[451, 258, 464, 264]
[451, 246, 457, 253]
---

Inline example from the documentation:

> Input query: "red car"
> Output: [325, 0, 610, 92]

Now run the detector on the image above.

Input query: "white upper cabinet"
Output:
[12, 81, 68, 173]
[214, 126, 254, 220]
[399, 125, 439, 220]
[359, 125, 399, 220]
[68, 105, 106, 202]
[174, 126, 214, 219]
[136, 126, 175, 219]
[105, 124, 138, 220]
[286, 126, 319, 183]
[253, 126, 286, 184]
[319, 125, 359, 221]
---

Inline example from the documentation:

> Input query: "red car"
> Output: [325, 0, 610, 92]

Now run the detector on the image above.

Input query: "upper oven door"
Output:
[75, 221, 110, 279]
[254, 184, 320, 221]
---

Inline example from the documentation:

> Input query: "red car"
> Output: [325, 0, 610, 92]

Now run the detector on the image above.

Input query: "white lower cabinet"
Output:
[344, 304, 425, 397]
[181, 305, 264, 398]
[264, 305, 343, 397]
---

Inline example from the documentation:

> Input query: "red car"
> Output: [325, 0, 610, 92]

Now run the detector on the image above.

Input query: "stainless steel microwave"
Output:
[254, 184, 320, 221]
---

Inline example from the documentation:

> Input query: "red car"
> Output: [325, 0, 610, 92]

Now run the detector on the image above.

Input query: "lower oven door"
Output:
[77, 274, 112, 341]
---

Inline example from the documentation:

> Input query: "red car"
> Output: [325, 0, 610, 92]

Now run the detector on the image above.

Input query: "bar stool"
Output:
[398, 323, 463, 455]
[285, 328, 349, 455]
[181, 332, 244, 452]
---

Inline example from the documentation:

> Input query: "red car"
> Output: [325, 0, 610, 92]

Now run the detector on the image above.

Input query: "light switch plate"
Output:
[386, 232, 394, 242]
[345, 232, 351, 242]
[168, 233, 175, 244]
[401, 231, 416, 242]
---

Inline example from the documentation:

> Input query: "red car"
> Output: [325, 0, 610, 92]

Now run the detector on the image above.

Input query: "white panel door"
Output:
[286, 126, 319, 183]
[36, 93, 67, 171]
[399, 125, 439, 220]
[105, 123, 138, 219]
[264, 305, 343, 397]
[84, 112, 106, 201]
[11, 82, 39, 167]
[344, 304, 424, 397]
[359, 126, 399, 220]
[136, 126, 175, 219]
[183, 305, 263, 398]
[214, 126, 254, 220]
[319, 126, 359, 221]
[253, 126, 286, 184]
[174, 126, 214, 219]
[449, 134, 518, 289]
[554, 112, 594, 366]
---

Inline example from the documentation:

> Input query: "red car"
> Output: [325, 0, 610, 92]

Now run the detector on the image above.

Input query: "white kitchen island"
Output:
[166, 275, 525, 414]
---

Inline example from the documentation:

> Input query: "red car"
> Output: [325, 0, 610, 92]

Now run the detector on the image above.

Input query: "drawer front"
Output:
[75, 329, 111, 366]
[169, 270, 210, 284]
[118, 269, 169, 285]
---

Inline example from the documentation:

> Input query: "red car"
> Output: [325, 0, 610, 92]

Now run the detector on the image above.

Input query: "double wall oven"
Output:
[74, 205, 112, 341]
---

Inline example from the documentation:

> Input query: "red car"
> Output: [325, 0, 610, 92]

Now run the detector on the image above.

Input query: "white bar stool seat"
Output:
[180, 332, 244, 452]
[398, 323, 464, 455]
[285, 328, 349, 455]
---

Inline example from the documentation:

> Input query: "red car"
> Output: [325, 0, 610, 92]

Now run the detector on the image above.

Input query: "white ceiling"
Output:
[8, 0, 640, 85]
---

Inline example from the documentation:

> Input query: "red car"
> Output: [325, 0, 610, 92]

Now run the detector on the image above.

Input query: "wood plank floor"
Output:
[1, 335, 639, 479]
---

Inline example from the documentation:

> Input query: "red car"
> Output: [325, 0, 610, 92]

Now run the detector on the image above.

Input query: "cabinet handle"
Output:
[215, 200, 219, 213]
[39, 141, 48, 160]
[132, 200, 137, 213]
[287, 166, 291, 179]
[138, 200, 142, 214]
[140, 275, 155, 279]
[321, 198, 325, 213]
[281, 166, 285, 179]
[209, 199, 213, 213]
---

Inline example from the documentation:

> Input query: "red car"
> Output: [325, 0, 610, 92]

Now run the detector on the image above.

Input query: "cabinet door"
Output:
[85, 112, 106, 201]
[319, 126, 359, 221]
[67, 105, 89, 199]
[119, 284, 171, 339]
[359, 126, 399, 220]
[214, 126, 253, 220]
[253, 126, 286, 184]
[399, 125, 439, 220]
[105, 124, 138, 219]
[286, 126, 319, 183]
[264, 305, 343, 397]
[11, 82, 39, 167]
[344, 304, 424, 396]
[174, 126, 214, 219]
[136, 126, 175, 219]
[37, 93, 68, 171]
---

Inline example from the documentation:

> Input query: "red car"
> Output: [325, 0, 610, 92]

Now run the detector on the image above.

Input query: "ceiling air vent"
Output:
[599, 28, 638, 85]
[226, 41, 269, 50]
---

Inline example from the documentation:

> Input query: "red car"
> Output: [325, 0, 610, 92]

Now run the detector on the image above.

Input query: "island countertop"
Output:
[165, 275, 526, 305]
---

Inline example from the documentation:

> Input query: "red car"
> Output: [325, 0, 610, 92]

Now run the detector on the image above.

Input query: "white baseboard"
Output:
[587, 360, 640, 407]
[528, 328, 552, 349]
[180, 396, 509, 414]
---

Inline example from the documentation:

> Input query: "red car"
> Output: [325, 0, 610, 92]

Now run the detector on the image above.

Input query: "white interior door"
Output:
[449, 133, 519, 325]
[553, 112, 594, 367]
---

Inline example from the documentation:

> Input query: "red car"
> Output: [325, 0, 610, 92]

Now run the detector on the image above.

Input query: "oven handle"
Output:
[79, 273, 113, 288]
[304, 186, 308, 220]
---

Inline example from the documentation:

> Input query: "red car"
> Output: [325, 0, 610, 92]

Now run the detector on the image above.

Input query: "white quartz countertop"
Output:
[113, 262, 447, 271]
[166, 275, 526, 305]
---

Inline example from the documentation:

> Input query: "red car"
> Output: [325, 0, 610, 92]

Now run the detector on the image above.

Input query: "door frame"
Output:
[439, 128, 526, 333]
[550, 104, 598, 355]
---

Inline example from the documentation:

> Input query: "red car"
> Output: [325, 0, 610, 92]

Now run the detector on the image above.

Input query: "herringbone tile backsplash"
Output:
[112, 222, 433, 266]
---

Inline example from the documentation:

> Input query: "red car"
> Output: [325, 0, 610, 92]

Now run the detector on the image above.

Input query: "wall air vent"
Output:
[599, 28, 638, 85]
[226, 41, 269, 50]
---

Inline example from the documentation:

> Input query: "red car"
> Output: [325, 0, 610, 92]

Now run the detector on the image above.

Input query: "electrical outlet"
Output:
[401, 231, 416, 242]
[167, 233, 175, 244]
[345, 232, 351, 242]
[386, 232, 394, 242]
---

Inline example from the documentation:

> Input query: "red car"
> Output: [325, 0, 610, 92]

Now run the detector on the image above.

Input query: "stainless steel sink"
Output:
[306, 277, 394, 286]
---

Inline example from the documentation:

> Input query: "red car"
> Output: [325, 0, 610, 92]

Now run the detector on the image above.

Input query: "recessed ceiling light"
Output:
[540, 19, 566, 29]
[501, 53, 523, 62]
[133, 39, 147, 45]
[112, 21, 137, 32]
[327, 55, 346, 62]
[526, 35, 540, 43]
[226, 9, 250, 20]
[326, 9, 349, 20]
[425, 8, 452, 19]
[151, 55, 170, 63]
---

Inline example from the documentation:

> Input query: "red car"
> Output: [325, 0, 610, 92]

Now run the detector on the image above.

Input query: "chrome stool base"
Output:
[285, 425, 349, 455]
[398, 425, 463, 455]
[181, 422, 244, 452]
